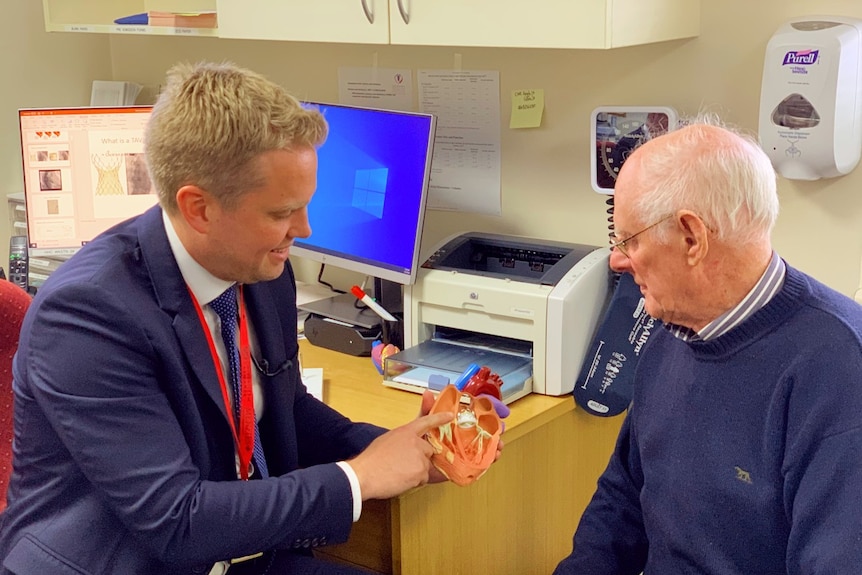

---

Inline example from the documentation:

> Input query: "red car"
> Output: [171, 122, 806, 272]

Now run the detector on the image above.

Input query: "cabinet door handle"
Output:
[397, 0, 410, 24]
[361, 0, 374, 24]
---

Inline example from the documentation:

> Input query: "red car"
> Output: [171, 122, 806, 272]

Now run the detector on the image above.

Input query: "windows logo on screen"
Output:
[352, 168, 389, 219]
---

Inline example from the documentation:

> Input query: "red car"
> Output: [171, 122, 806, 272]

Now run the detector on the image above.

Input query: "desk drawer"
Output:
[316, 498, 392, 574]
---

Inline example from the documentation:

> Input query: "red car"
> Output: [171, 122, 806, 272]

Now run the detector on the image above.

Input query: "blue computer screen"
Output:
[292, 102, 436, 285]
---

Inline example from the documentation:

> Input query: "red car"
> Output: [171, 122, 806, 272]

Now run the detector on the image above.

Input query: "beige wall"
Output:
[4, 1, 862, 297]
[0, 3, 112, 270]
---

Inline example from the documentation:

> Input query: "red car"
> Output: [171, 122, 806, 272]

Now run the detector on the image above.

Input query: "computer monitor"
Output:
[18, 106, 157, 256]
[292, 102, 437, 286]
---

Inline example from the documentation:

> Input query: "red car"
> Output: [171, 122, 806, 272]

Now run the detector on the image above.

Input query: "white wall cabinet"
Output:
[387, 0, 700, 49]
[217, 0, 389, 44]
[43, 0, 700, 49]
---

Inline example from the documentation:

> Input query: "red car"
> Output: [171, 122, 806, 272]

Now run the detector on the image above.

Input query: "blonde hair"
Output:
[145, 61, 328, 213]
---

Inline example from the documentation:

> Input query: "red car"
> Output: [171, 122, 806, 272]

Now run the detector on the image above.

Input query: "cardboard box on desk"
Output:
[147, 10, 217, 28]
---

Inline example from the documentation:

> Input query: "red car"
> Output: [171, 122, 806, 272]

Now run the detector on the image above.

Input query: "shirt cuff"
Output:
[335, 461, 362, 522]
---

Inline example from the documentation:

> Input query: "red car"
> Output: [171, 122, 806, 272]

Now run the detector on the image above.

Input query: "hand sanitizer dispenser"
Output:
[759, 17, 862, 180]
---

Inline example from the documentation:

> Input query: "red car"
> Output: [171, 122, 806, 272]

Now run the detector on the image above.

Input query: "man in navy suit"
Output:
[0, 62, 455, 575]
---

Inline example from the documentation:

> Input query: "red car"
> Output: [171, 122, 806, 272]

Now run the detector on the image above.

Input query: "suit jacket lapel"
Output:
[136, 206, 231, 423]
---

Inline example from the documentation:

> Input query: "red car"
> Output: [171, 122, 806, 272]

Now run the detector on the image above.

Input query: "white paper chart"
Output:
[418, 70, 501, 215]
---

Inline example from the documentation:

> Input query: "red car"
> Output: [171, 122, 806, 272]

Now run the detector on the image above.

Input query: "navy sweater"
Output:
[555, 265, 862, 574]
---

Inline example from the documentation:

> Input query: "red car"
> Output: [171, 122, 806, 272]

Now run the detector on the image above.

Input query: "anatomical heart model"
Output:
[425, 384, 503, 486]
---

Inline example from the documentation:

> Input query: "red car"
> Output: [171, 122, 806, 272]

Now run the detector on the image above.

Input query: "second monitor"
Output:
[292, 102, 436, 287]
[294, 102, 437, 353]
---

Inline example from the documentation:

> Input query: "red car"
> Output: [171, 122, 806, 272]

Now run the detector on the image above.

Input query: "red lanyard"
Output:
[189, 285, 255, 480]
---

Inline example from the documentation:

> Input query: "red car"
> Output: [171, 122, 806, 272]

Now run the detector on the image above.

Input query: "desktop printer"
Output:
[383, 232, 612, 403]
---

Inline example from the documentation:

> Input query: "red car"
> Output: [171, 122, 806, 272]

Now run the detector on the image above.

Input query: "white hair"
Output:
[630, 113, 779, 246]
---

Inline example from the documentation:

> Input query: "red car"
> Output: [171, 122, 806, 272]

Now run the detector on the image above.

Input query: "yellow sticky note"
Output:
[510, 89, 544, 129]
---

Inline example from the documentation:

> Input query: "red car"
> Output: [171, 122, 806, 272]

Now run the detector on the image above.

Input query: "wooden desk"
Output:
[301, 340, 624, 575]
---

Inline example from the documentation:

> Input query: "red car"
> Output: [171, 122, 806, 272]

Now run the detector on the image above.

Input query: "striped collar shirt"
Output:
[666, 251, 786, 342]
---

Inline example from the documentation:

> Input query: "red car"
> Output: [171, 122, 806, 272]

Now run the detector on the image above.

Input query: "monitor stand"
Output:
[299, 293, 382, 356]
[299, 292, 381, 329]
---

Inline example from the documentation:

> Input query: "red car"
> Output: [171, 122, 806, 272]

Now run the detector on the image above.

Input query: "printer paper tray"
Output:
[382, 339, 532, 404]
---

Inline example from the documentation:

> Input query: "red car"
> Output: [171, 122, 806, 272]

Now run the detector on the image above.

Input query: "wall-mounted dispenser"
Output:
[759, 17, 862, 180]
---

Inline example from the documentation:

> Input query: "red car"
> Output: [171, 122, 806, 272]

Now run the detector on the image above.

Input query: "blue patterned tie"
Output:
[210, 286, 269, 479]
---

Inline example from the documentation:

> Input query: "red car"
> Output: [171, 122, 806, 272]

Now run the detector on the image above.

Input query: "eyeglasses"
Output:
[610, 214, 674, 258]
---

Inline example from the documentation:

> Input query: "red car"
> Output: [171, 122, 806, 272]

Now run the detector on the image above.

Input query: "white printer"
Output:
[383, 232, 612, 403]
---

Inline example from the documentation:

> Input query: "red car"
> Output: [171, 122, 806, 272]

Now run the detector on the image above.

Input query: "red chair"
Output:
[0, 281, 31, 512]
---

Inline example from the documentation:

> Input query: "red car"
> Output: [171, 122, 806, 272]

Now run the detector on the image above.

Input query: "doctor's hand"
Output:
[420, 388, 456, 484]
[348, 410, 454, 500]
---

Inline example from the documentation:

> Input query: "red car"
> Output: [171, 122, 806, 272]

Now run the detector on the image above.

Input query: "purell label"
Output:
[782, 49, 819, 65]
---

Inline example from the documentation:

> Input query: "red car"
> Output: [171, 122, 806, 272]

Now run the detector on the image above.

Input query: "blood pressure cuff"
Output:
[574, 272, 658, 417]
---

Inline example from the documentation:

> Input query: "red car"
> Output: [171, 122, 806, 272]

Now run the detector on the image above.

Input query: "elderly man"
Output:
[555, 119, 862, 574]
